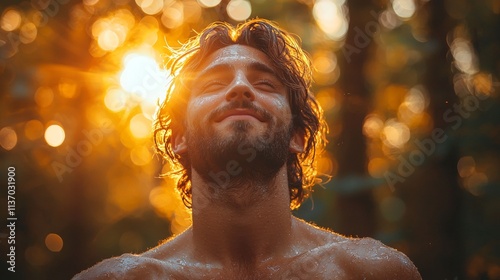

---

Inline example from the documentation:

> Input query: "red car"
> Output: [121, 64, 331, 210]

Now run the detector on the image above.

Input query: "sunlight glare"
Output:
[119, 53, 169, 105]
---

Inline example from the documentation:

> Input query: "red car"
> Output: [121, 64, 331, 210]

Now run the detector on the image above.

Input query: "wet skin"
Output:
[73, 45, 421, 280]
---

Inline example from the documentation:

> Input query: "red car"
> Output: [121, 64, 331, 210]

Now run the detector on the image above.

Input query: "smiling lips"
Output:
[215, 109, 265, 122]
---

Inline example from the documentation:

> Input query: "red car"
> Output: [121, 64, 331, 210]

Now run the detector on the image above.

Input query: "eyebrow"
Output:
[195, 61, 277, 80]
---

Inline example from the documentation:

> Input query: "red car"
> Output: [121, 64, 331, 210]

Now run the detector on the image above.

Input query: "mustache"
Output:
[208, 100, 273, 123]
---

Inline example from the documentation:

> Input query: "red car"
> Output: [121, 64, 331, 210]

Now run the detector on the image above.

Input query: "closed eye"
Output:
[254, 80, 277, 91]
[200, 81, 226, 93]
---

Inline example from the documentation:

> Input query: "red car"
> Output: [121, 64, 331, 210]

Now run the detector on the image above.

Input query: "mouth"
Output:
[215, 109, 266, 122]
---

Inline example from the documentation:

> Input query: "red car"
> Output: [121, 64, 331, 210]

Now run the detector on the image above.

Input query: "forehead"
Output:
[198, 44, 274, 71]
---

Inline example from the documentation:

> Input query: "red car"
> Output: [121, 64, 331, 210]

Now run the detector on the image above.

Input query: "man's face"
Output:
[177, 44, 300, 189]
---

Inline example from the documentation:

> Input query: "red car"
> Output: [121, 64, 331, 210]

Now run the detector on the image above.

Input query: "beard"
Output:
[185, 101, 292, 202]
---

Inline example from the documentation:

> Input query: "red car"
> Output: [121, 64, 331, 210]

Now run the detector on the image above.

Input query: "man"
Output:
[74, 19, 421, 279]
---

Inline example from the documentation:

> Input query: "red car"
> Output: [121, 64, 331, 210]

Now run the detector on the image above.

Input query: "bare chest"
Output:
[160, 251, 347, 280]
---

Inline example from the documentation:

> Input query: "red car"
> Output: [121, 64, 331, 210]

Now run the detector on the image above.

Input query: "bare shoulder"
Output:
[334, 237, 422, 280]
[71, 253, 170, 280]
[296, 219, 421, 279]
[72, 230, 191, 280]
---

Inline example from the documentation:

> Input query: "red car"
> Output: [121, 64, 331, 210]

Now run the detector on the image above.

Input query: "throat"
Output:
[191, 168, 293, 265]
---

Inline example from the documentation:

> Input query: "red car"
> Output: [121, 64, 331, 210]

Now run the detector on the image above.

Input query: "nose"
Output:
[225, 73, 255, 101]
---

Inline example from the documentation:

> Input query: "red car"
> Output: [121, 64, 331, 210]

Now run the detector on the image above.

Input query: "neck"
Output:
[190, 166, 293, 266]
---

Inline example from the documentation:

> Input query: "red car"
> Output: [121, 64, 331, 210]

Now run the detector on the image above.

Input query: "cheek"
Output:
[268, 95, 293, 122]
[186, 96, 219, 127]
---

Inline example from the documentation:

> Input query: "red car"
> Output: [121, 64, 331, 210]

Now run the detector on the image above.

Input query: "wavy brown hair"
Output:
[154, 19, 327, 209]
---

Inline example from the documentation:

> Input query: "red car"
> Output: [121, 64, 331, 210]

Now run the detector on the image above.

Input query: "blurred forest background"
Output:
[0, 0, 499, 279]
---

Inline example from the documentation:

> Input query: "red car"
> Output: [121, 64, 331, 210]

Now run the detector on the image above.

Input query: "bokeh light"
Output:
[136, 0, 164, 15]
[450, 37, 479, 75]
[58, 80, 79, 99]
[44, 124, 65, 147]
[104, 88, 127, 112]
[25, 246, 49, 267]
[24, 120, 44, 141]
[404, 87, 427, 114]
[379, 9, 402, 29]
[20, 22, 37, 44]
[313, 0, 348, 40]
[464, 172, 488, 196]
[363, 114, 384, 139]
[313, 51, 337, 74]
[382, 119, 410, 148]
[1, 8, 22, 31]
[83, 0, 100, 5]
[34, 87, 54, 107]
[226, 0, 252, 22]
[368, 157, 390, 178]
[91, 9, 135, 52]
[0, 1, 498, 279]
[392, 0, 416, 19]
[198, 0, 222, 8]
[316, 89, 339, 112]
[0, 127, 18, 150]
[161, 2, 184, 29]
[129, 113, 151, 139]
[457, 156, 476, 178]
[45, 233, 64, 252]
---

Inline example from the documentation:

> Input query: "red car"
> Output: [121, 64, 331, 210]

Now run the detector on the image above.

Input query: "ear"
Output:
[289, 130, 305, 153]
[173, 133, 187, 155]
